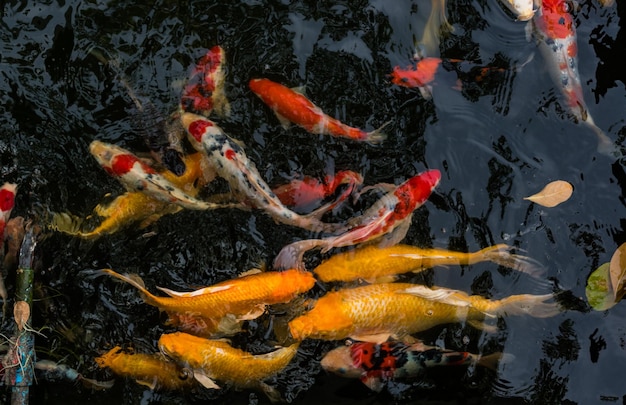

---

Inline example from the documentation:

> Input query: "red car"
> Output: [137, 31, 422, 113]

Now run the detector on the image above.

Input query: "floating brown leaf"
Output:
[13, 301, 30, 331]
[523, 180, 573, 207]
[609, 242, 626, 299]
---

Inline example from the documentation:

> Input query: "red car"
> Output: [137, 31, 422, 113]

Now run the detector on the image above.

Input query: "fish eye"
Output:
[179, 368, 193, 380]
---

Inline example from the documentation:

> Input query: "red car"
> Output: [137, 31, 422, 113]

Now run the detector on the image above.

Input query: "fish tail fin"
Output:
[47, 212, 94, 239]
[476, 352, 514, 370]
[474, 244, 545, 278]
[212, 88, 232, 118]
[491, 293, 562, 318]
[585, 120, 623, 158]
[273, 239, 326, 270]
[364, 121, 391, 144]
[99, 268, 157, 305]
[258, 381, 283, 403]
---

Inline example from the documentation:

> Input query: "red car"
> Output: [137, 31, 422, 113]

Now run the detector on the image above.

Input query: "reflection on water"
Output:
[1, 0, 626, 404]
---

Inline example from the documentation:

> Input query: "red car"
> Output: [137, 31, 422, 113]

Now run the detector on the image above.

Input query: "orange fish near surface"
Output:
[101, 268, 316, 336]
[159, 332, 299, 402]
[95, 346, 194, 390]
[180, 45, 230, 117]
[313, 243, 541, 283]
[390, 57, 442, 99]
[249, 78, 388, 144]
[288, 283, 561, 343]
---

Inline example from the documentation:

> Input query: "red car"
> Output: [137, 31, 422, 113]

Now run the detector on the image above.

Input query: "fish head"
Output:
[180, 113, 223, 151]
[89, 141, 155, 178]
[278, 270, 317, 296]
[158, 332, 200, 365]
[321, 345, 363, 379]
[248, 78, 272, 97]
[498, 0, 535, 21]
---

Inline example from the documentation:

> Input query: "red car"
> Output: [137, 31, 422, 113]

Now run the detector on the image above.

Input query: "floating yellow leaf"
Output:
[585, 263, 619, 311]
[13, 301, 30, 331]
[609, 242, 626, 299]
[523, 180, 573, 207]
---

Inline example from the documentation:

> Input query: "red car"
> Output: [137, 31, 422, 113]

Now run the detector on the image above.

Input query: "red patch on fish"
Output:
[390, 58, 442, 88]
[188, 120, 212, 142]
[535, 0, 574, 39]
[181, 46, 224, 113]
[224, 149, 236, 160]
[0, 189, 15, 212]
[392, 169, 441, 219]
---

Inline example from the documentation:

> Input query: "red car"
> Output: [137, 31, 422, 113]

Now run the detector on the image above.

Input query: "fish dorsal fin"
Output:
[238, 268, 262, 277]
[399, 285, 473, 308]
[156, 284, 232, 298]
[349, 333, 391, 344]
[193, 369, 220, 389]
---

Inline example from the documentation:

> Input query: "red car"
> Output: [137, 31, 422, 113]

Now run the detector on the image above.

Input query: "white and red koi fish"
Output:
[0, 183, 17, 239]
[531, 0, 618, 155]
[180, 45, 230, 118]
[321, 340, 505, 392]
[249, 78, 388, 144]
[89, 140, 234, 211]
[180, 112, 343, 233]
[273, 169, 441, 270]
[272, 170, 363, 214]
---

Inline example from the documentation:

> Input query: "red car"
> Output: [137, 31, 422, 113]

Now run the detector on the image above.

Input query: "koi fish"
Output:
[248, 78, 388, 144]
[0, 183, 17, 239]
[180, 112, 343, 233]
[272, 170, 363, 213]
[95, 346, 193, 390]
[159, 332, 299, 402]
[416, 0, 454, 58]
[100, 268, 316, 337]
[531, 0, 618, 156]
[313, 243, 542, 283]
[89, 140, 231, 211]
[321, 340, 505, 392]
[273, 170, 441, 270]
[498, 0, 535, 21]
[50, 153, 216, 239]
[180, 45, 231, 117]
[288, 283, 561, 343]
[390, 57, 442, 99]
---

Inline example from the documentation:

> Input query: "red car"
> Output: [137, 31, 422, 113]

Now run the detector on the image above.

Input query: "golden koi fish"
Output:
[101, 268, 316, 336]
[313, 243, 541, 283]
[289, 283, 561, 343]
[159, 332, 299, 402]
[50, 153, 215, 239]
[95, 346, 193, 390]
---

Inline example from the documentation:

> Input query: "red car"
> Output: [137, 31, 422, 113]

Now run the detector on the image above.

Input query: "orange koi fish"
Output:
[272, 170, 363, 213]
[50, 153, 215, 239]
[159, 332, 299, 402]
[100, 268, 316, 336]
[273, 169, 441, 270]
[313, 243, 541, 283]
[180, 113, 343, 233]
[531, 0, 617, 155]
[89, 140, 229, 211]
[390, 57, 442, 99]
[249, 78, 387, 144]
[321, 340, 505, 392]
[180, 45, 230, 117]
[288, 283, 561, 343]
[95, 346, 194, 390]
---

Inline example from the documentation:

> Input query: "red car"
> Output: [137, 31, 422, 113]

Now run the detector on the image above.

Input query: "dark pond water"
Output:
[1, 0, 626, 404]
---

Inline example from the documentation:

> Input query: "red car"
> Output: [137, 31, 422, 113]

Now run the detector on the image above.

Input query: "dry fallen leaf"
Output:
[13, 301, 30, 331]
[609, 242, 626, 299]
[523, 180, 573, 207]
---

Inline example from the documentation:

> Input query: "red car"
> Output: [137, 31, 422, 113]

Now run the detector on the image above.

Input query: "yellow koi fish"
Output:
[95, 346, 194, 390]
[313, 243, 541, 283]
[101, 268, 316, 336]
[289, 283, 561, 343]
[159, 332, 299, 402]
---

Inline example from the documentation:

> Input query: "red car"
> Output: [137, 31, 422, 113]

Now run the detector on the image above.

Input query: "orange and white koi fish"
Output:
[313, 243, 541, 283]
[89, 140, 232, 211]
[100, 268, 316, 336]
[180, 45, 231, 117]
[272, 170, 363, 213]
[498, 0, 535, 21]
[0, 183, 17, 239]
[95, 346, 193, 390]
[273, 169, 441, 270]
[390, 57, 442, 99]
[180, 112, 343, 233]
[50, 153, 214, 239]
[531, 0, 618, 155]
[321, 340, 505, 392]
[288, 283, 561, 343]
[159, 332, 299, 402]
[249, 78, 387, 144]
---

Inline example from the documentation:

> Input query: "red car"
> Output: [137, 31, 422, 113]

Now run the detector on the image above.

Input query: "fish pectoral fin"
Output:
[377, 214, 413, 248]
[361, 375, 385, 392]
[349, 333, 392, 344]
[467, 319, 498, 333]
[135, 376, 158, 390]
[235, 304, 267, 321]
[399, 285, 473, 308]
[238, 268, 263, 277]
[274, 111, 292, 130]
[156, 284, 232, 298]
[193, 370, 220, 389]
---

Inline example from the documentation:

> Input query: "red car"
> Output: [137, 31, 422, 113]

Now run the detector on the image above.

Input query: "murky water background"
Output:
[1, 0, 626, 403]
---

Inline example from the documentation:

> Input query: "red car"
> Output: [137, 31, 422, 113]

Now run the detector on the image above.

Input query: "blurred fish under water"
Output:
[0, 0, 625, 404]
